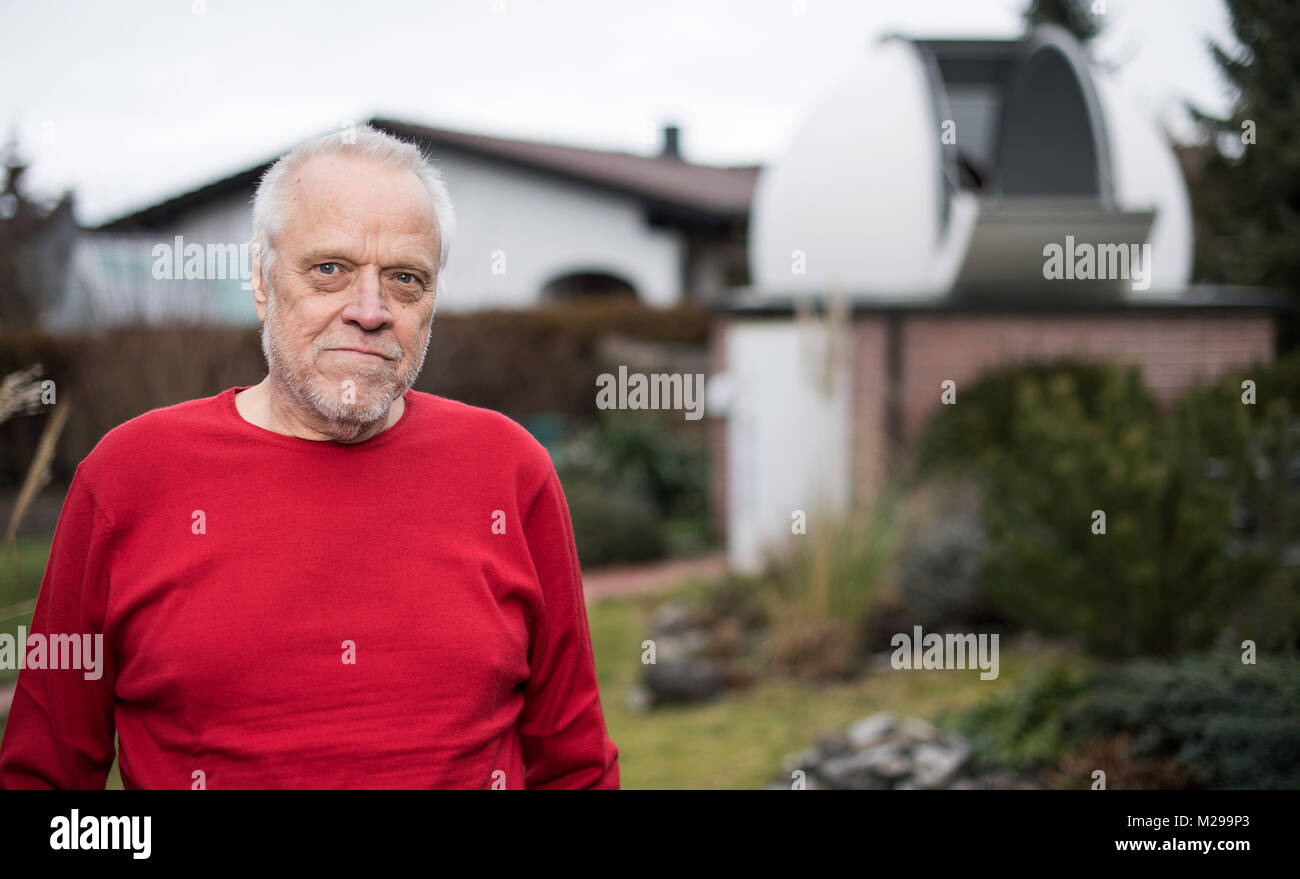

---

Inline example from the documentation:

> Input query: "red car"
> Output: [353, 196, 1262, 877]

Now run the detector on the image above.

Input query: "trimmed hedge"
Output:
[0, 301, 710, 489]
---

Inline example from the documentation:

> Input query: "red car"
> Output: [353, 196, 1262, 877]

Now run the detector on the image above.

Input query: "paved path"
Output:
[582, 552, 727, 600]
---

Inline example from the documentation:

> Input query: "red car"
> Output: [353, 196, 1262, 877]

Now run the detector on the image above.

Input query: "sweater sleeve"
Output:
[0, 464, 117, 790]
[516, 465, 620, 790]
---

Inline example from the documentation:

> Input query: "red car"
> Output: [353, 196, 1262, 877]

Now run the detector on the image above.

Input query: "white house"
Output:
[51, 118, 755, 329]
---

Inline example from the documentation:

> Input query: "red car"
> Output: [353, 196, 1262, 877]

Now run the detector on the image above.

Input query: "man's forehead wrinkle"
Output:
[271, 156, 441, 276]
[282, 207, 437, 260]
[295, 225, 436, 265]
[286, 192, 438, 231]
[282, 157, 432, 207]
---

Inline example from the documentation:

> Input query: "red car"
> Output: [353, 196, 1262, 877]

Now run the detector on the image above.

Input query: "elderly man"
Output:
[0, 125, 620, 789]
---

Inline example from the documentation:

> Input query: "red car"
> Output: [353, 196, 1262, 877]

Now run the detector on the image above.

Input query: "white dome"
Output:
[750, 38, 952, 298]
[1093, 75, 1194, 295]
[750, 29, 1196, 299]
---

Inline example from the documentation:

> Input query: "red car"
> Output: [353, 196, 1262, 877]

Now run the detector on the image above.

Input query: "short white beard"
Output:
[259, 281, 433, 441]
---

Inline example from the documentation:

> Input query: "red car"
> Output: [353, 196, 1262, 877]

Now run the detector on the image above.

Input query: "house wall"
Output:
[720, 316, 854, 573]
[431, 150, 683, 310]
[56, 187, 256, 328]
[66, 151, 687, 327]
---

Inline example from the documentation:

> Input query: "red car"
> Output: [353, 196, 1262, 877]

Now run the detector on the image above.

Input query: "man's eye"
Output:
[395, 273, 417, 285]
[316, 263, 339, 275]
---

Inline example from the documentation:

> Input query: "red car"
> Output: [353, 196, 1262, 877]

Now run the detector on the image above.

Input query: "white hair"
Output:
[249, 123, 456, 294]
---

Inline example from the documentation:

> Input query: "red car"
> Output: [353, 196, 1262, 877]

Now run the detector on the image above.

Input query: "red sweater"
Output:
[0, 387, 619, 789]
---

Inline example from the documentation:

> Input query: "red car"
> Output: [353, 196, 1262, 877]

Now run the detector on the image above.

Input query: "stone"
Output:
[764, 712, 1044, 790]
[846, 712, 898, 749]
[898, 717, 939, 742]
[820, 742, 912, 788]
[912, 741, 971, 789]
[813, 731, 854, 761]
[649, 601, 702, 636]
[653, 630, 710, 662]
[642, 658, 723, 706]
[624, 686, 652, 713]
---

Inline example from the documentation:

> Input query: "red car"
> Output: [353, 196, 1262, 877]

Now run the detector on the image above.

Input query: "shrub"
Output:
[1176, 354, 1300, 651]
[977, 366, 1271, 657]
[912, 359, 1137, 478]
[764, 613, 859, 682]
[1174, 356, 1300, 653]
[766, 487, 902, 626]
[562, 479, 665, 568]
[1066, 655, 1300, 789]
[951, 654, 1300, 788]
[752, 488, 904, 679]
[556, 410, 709, 521]
[948, 662, 1089, 772]
[895, 490, 997, 628]
[913, 353, 1300, 657]
[1043, 732, 1192, 789]
[555, 410, 712, 564]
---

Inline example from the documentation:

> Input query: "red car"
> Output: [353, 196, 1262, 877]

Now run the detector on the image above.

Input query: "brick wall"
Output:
[712, 307, 1278, 541]
[851, 316, 891, 504]
[854, 309, 1275, 508]
[895, 311, 1276, 441]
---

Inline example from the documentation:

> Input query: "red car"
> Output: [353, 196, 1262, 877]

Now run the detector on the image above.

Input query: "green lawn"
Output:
[0, 537, 123, 788]
[0, 537, 51, 687]
[587, 590, 1088, 788]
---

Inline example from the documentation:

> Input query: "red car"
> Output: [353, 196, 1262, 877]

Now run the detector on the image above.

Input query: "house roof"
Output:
[94, 116, 760, 232]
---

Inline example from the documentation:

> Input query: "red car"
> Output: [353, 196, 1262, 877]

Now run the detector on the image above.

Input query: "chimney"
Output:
[660, 124, 681, 160]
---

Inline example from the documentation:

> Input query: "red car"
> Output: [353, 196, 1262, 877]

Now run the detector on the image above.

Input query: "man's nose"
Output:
[341, 266, 391, 330]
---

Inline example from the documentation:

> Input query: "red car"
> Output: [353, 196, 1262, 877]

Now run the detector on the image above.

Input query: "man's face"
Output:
[254, 153, 441, 430]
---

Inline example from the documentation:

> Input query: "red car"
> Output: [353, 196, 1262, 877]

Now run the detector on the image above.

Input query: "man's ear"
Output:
[250, 245, 268, 322]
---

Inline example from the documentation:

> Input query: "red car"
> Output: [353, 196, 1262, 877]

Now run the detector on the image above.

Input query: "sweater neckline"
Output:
[222, 385, 415, 450]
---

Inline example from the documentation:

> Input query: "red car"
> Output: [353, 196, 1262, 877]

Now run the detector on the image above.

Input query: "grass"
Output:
[0, 536, 53, 687]
[0, 536, 123, 787]
[587, 587, 1089, 789]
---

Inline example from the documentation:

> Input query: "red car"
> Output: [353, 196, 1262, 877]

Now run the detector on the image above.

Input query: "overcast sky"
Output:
[0, 0, 1240, 226]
